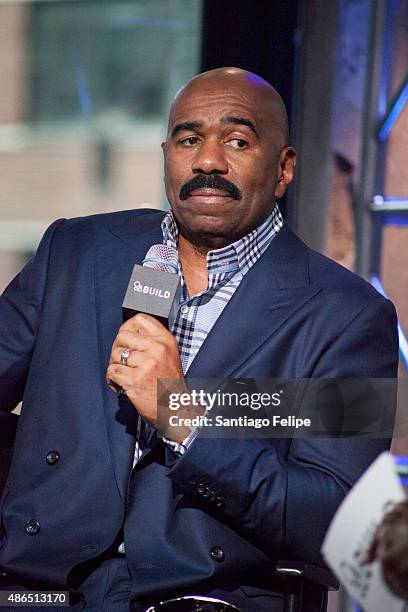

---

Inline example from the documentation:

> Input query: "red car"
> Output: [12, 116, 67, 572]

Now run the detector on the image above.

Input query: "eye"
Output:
[228, 138, 248, 150]
[180, 136, 200, 146]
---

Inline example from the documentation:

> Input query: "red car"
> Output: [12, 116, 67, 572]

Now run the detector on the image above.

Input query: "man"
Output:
[0, 67, 398, 611]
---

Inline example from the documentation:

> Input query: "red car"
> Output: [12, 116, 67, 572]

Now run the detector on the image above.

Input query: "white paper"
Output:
[322, 452, 407, 612]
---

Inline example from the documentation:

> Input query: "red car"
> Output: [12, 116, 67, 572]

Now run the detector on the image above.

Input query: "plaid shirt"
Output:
[163, 204, 284, 373]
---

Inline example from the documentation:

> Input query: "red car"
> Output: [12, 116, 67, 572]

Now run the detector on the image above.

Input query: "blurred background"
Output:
[0, 1, 407, 609]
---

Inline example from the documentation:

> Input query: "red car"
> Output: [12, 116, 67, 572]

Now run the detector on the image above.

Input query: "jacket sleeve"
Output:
[0, 219, 64, 411]
[165, 297, 399, 563]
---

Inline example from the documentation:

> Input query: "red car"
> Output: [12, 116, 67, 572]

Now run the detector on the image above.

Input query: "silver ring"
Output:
[120, 348, 131, 366]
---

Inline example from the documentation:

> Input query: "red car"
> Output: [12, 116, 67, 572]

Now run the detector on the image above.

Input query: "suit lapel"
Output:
[94, 212, 164, 501]
[186, 224, 322, 379]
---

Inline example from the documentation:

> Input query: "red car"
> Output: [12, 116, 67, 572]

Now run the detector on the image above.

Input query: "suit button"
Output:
[215, 497, 225, 510]
[210, 546, 225, 562]
[25, 520, 40, 535]
[46, 451, 60, 465]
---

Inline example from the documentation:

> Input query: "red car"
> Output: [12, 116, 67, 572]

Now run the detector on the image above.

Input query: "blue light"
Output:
[377, 213, 408, 227]
[371, 276, 408, 370]
[70, 48, 93, 117]
[378, 77, 408, 140]
[371, 197, 408, 224]
[378, 0, 397, 118]
[393, 456, 408, 466]
[373, 197, 408, 208]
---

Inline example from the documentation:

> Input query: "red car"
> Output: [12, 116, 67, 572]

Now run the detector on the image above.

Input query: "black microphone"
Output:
[122, 244, 181, 326]
[119, 244, 181, 434]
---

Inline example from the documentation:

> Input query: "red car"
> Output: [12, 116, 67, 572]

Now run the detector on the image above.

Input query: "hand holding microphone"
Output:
[106, 245, 200, 442]
[106, 311, 191, 441]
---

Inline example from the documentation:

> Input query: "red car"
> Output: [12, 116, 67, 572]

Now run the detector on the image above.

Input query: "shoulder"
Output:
[306, 242, 397, 332]
[309, 248, 379, 301]
[279, 223, 396, 325]
[40, 208, 166, 249]
[53, 207, 165, 234]
[279, 223, 384, 304]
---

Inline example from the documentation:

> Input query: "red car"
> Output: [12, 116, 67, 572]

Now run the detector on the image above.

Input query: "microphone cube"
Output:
[122, 264, 181, 321]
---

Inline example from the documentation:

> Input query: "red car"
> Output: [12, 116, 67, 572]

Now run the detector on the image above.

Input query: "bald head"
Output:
[168, 67, 289, 146]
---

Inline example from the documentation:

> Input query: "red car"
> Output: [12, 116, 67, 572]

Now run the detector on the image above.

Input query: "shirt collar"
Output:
[161, 204, 283, 276]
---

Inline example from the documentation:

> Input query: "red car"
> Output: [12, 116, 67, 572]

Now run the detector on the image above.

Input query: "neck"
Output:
[178, 234, 209, 296]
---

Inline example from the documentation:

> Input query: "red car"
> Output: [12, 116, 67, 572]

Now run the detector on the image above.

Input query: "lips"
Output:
[189, 188, 231, 198]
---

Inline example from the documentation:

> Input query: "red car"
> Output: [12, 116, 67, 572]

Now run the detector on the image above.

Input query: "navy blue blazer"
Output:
[0, 209, 398, 611]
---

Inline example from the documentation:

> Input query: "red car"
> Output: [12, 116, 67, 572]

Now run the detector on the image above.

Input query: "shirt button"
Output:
[25, 519, 40, 535]
[210, 546, 225, 562]
[180, 305, 189, 314]
[46, 450, 60, 465]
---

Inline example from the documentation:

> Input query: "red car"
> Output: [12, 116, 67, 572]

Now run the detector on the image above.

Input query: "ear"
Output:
[274, 147, 296, 199]
[161, 142, 167, 181]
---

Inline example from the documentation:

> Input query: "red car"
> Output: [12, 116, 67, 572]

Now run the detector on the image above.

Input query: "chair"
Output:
[275, 560, 339, 612]
[141, 562, 340, 610]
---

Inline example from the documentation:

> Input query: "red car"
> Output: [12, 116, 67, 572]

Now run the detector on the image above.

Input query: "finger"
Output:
[106, 363, 134, 391]
[106, 357, 156, 391]
[110, 344, 151, 366]
[110, 334, 151, 359]
[110, 333, 171, 364]
[111, 329, 141, 351]
[112, 327, 166, 352]
[123, 313, 167, 337]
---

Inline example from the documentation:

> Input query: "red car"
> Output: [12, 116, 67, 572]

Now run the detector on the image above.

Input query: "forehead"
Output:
[169, 82, 267, 129]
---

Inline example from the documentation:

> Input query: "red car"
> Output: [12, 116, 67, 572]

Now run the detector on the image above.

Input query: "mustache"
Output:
[179, 174, 241, 201]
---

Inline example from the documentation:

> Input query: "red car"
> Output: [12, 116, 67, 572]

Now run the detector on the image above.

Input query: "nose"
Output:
[191, 138, 228, 175]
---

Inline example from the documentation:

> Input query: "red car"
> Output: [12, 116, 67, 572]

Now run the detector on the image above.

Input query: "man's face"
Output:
[162, 77, 295, 249]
